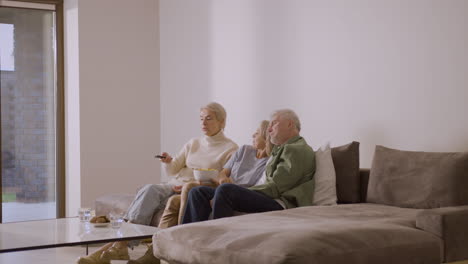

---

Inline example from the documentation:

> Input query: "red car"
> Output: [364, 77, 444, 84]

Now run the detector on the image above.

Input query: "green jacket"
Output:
[249, 136, 316, 208]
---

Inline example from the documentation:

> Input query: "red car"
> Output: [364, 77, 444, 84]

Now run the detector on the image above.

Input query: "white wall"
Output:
[159, 1, 214, 182]
[64, 0, 161, 212]
[160, 0, 468, 168]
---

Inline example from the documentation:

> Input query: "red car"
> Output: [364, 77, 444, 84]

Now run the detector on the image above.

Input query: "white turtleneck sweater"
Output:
[164, 131, 238, 185]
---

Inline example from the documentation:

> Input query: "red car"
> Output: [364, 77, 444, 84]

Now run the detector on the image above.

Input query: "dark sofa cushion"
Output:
[331, 141, 360, 203]
[367, 145, 468, 209]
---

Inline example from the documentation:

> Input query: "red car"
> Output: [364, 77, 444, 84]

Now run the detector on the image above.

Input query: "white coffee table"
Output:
[0, 218, 159, 254]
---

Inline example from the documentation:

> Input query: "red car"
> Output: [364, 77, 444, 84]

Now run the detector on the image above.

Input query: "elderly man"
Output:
[182, 109, 316, 224]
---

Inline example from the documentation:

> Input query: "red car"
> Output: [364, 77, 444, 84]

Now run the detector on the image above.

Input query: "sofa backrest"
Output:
[366, 145, 468, 209]
[359, 169, 370, 203]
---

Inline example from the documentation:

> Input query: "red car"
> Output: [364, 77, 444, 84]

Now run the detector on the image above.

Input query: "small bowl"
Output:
[193, 168, 218, 182]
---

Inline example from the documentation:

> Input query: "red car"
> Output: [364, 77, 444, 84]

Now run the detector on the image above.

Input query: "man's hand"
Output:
[172, 185, 182, 194]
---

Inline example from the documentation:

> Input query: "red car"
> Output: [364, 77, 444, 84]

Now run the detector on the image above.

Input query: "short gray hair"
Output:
[271, 109, 301, 132]
[201, 102, 227, 129]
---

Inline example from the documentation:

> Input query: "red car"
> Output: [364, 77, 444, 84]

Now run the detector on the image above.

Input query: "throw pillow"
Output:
[367, 145, 468, 209]
[312, 144, 338, 205]
[331, 141, 361, 203]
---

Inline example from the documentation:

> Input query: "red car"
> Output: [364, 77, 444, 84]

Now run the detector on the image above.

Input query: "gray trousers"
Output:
[125, 184, 174, 226]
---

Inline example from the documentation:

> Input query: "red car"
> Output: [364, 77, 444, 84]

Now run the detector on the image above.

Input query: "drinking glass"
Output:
[78, 208, 92, 222]
[109, 212, 124, 229]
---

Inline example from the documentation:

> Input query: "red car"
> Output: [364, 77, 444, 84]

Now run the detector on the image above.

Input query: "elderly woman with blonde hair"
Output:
[77, 102, 238, 264]
[158, 119, 273, 228]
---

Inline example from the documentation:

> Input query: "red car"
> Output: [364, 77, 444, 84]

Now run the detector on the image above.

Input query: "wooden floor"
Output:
[2, 245, 465, 264]
[0, 244, 148, 264]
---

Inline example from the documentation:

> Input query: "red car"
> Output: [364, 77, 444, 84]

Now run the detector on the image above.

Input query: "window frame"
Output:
[0, 0, 65, 222]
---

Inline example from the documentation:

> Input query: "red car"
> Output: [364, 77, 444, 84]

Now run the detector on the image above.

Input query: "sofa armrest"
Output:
[416, 205, 468, 263]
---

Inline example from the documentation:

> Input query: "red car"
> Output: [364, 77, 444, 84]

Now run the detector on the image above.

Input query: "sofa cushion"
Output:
[312, 144, 337, 205]
[367, 145, 468, 209]
[331, 141, 360, 203]
[154, 204, 441, 264]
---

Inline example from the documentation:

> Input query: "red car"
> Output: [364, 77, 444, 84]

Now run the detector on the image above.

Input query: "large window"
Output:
[0, 0, 64, 222]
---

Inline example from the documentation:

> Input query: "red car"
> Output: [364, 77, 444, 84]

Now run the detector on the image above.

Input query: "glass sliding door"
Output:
[0, 1, 63, 222]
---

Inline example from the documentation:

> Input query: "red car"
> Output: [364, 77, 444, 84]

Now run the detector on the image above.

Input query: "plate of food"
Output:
[89, 215, 110, 227]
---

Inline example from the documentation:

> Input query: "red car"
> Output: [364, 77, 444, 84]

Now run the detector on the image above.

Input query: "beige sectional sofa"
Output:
[151, 144, 468, 264]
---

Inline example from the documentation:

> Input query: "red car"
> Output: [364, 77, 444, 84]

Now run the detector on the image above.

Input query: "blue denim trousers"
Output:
[182, 183, 283, 224]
